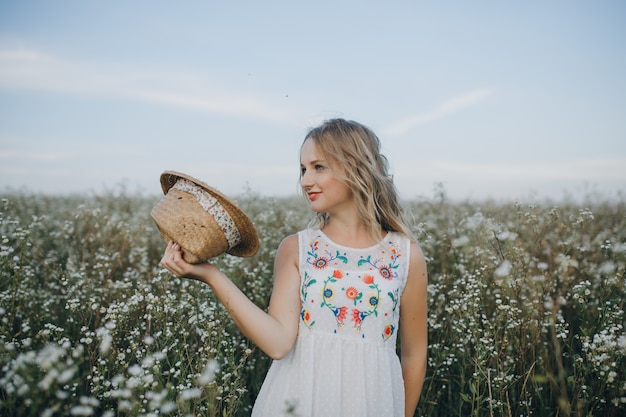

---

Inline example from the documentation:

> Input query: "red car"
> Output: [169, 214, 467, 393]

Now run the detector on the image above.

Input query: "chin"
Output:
[309, 202, 325, 213]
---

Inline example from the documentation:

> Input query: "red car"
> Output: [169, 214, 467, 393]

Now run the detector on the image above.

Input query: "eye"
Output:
[300, 166, 306, 176]
[315, 164, 325, 171]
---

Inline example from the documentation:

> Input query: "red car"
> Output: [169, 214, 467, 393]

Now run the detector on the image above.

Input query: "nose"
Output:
[300, 168, 313, 189]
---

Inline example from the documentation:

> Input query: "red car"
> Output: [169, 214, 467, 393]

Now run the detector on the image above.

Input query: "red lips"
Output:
[307, 192, 320, 201]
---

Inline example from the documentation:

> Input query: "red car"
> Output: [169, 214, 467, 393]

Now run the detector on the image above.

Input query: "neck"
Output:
[322, 215, 382, 248]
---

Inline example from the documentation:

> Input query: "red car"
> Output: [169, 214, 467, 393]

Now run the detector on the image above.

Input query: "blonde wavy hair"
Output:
[301, 118, 414, 242]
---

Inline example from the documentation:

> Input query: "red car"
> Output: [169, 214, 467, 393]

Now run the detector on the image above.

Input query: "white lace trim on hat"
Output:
[172, 178, 242, 249]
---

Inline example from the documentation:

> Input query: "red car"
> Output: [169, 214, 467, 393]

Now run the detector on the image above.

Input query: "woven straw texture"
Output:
[151, 171, 259, 263]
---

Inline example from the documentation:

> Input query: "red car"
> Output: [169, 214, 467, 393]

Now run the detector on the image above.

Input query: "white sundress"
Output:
[251, 228, 411, 417]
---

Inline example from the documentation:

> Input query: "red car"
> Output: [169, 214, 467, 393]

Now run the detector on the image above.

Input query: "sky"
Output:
[1, 1, 625, 202]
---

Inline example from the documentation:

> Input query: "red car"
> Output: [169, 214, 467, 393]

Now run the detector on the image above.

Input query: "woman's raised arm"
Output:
[160, 234, 302, 359]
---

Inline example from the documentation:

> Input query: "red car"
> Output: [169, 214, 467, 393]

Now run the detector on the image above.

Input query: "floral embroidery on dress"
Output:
[380, 287, 401, 340]
[348, 273, 381, 333]
[357, 241, 402, 280]
[301, 309, 314, 327]
[301, 233, 406, 341]
[320, 269, 349, 329]
[382, 324, 395, 341]
[301, 272, 316, 328]
[306, 239, 348, 269]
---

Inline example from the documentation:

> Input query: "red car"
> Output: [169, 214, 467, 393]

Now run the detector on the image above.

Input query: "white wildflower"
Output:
[57, 367, 75, 384]
[17, 384, 29, 396]
[465, 212, 484, 230]
[608, 371, 617, 383]
[38, 369, 59, 391]
[37, 344, 65, 370]
[179, 387, 202, 400]
[42, 407, 57, 417]
[100, 333, 112, 354]
[127, 364, 142, 376]
[119, 400, 132, 411]
[160, 402, 176, 414]
[494, 260, 512, 277]
[544, 296, 554, 310]
[497, 231, 517, 241]
[142, 355, 155, 369]
[70, 405, 93, 416]
[197, 359, 220, 385]
[451, 236, 470, 247]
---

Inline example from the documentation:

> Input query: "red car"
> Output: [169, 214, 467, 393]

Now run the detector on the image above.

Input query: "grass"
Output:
[0, 188, 624, 416]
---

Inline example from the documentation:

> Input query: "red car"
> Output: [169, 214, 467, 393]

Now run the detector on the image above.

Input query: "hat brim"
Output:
[157, 170, 259, 258]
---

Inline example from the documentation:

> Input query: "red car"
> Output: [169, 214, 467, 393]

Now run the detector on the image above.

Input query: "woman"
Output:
[160, 118, 428, 417]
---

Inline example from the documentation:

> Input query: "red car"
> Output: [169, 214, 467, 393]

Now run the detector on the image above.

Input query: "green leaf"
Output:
[469, 381, 477, 395]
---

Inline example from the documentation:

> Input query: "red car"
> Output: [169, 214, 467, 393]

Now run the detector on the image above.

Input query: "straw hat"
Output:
[151, 171, 259, 263]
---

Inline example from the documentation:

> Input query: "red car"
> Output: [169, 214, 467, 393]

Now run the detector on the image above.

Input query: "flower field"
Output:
[1, 189, 624, 416]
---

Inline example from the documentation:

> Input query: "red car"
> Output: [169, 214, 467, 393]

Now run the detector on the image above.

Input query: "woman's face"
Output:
[299, 138, 352, 214]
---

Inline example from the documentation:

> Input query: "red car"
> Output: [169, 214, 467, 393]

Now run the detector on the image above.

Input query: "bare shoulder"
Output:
[278, 233, 299, 254]
[409, 240, 426, 263]
[275, 233, 300, 267]
[401, 240, 428, 311]
[408, 240, 428, 284]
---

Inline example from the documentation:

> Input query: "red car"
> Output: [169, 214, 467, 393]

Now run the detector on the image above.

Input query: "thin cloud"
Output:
[384, 89, 493, 136]
[0, 149, 75, 162]
[0, 150, 19, 159]
[423, 158, 626, 181]
[0, 47, 53, 62]
[0, 45, 299, 126]
[134, 90, 297, 126]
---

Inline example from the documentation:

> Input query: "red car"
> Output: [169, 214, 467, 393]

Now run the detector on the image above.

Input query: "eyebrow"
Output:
[300, 159, 326, 166]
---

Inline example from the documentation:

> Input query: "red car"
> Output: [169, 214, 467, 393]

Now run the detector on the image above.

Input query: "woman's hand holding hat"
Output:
[160, 241, 219, 285]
